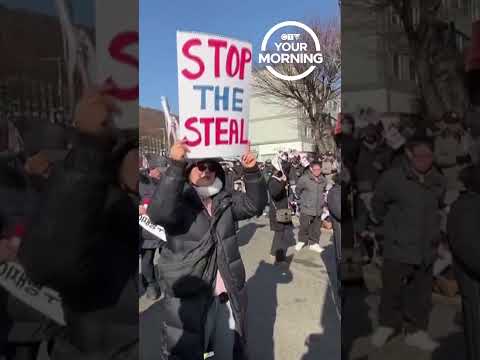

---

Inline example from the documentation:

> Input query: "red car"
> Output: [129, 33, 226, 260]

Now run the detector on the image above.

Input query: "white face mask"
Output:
[193, 177, 223, 199]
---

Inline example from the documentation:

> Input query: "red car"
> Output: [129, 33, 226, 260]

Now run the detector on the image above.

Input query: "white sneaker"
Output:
[309, 244, 324, 253]
[295, 242, 305, 251]
[404, 331, 440, 351]
[371, 326, 394, 348]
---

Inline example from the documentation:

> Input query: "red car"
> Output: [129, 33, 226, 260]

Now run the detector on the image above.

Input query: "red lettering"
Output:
[181, 39, 205, 80]
[240, 118, 249, 144]
[226, 45, 240, 78]
[229, 118, 239, 144]
[239, 48, 252, 80]
[184, 117, 202, 146]
[208, 39, 227, 78]
[199, 117, 215, 146]
[105, 31, 138, 101]
[215, 117, 229, 145]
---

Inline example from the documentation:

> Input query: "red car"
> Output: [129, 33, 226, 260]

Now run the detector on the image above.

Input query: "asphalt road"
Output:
[139, 215, 341, 360]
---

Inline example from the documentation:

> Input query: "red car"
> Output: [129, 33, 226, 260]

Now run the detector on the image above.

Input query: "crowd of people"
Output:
[0, 88, 139, 359]
[136, 144, 343, 359]
[336, 103, 480, 357]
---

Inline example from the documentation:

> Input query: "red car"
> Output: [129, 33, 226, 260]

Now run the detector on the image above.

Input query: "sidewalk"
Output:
[240, 216, 341, 360]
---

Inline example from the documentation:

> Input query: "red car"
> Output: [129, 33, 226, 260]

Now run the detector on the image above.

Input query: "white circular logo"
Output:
[259, 21, 323, 81]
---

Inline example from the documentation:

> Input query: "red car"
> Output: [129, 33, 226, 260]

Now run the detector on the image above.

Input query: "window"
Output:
[393, 54, 416, 81]
[391, 6, 400, 25]
[473, 0, 480, 20]
[393, 53, 400, 79]
[456, 33, 465, 51]
[304, 126, 313, 139]
[409, 59, 417, 81]
[412, 4, 420, 26]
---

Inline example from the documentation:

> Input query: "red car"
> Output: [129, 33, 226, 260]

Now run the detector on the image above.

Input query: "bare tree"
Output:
[253, 21, 341, 153]
[342, 0, 469, 122]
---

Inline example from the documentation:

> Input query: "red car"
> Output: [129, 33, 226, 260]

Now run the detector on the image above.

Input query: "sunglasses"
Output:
[196, 162, 216, 172]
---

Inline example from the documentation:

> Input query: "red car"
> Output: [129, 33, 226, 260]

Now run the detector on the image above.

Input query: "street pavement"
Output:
[139, 215, 341, 360]
[344, 280, 465, 360]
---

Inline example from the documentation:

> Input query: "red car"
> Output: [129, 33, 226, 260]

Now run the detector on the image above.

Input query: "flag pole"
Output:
[161, 96, 173, 150]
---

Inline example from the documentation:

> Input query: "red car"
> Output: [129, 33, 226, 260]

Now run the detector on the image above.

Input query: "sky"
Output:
[0, 0, 94, 26]
[140, 0, 339, 114]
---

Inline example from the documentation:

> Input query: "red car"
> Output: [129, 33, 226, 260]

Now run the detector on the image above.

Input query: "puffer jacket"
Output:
[18, 133, 139, 359]
[146, 159, 267, 360]
[327, 183, 341, 261]
[448, 191, 480, 279]
[296, 172, 327, 217]
[448, 190, 480, 360]
[371, 158, 446, 265]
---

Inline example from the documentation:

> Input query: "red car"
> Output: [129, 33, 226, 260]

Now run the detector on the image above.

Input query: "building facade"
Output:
[249, 89, 340, 161]
[342, 0, 474, 114]
[139, 106, 168, 155]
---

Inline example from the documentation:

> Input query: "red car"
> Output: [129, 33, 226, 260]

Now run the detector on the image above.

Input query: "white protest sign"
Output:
[177, 31, 253, 159]
[96, 0, 138, 129]
[0, 262, 65, 325]
[139, 215, 167, 241]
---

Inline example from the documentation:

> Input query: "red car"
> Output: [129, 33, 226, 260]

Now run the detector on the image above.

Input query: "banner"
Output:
[177, 31, 253, 159]
[139, 215, 167, 241]
[96, 0, 139, 129]
[0, 262, 65, 325]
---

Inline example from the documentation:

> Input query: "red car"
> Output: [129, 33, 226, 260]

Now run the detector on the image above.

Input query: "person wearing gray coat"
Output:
[295, 161, 327, 253]
[370, 138, 446, 351]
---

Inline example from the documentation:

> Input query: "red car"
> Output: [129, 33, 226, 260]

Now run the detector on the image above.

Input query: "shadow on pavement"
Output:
[342, 284, 372, 360]
[246, 258, 293, 360]
[238, 222, 267, 247]
[301, 244, 341, 360]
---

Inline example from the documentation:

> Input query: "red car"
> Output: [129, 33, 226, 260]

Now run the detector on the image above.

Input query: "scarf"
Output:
[193, 177, 223, 199]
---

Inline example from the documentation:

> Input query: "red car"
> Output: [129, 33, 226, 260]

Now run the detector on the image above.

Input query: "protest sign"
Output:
[0, 262, 65, 325]
[96, 0, 139, 129]
[139, 215, 167, 241]
[177, 31, 253, 159]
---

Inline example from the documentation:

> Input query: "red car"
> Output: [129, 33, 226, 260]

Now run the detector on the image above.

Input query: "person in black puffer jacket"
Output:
[141, 140, 267, 360]
[139, 155, 168, 300]
[18, 89, 139, 360]
[447, 167, 480, 360]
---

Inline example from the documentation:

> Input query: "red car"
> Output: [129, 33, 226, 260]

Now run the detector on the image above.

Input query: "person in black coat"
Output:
[145, 140, 267, 360]
[267, 159, 294, 264]
[139, 155, 168, 300]
[448, 165, 480, 360]
[18, 89, 139, 359]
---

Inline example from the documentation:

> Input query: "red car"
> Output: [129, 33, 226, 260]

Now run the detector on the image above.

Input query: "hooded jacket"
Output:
[146, 159, 267, 359]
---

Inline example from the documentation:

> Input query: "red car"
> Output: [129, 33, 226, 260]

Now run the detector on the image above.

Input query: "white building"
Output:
[249, 89, 340, 161]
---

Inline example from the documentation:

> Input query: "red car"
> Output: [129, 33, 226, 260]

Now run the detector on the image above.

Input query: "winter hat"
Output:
[185, 158, 225, 185]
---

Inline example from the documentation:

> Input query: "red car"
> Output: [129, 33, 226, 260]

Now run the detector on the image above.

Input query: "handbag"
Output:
[269, 182, 292, 223]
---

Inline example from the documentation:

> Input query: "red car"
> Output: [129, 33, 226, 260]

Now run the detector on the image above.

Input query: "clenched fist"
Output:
[169, 140, 190, 161]
[241, 151, 257, 169]
[73, 86, 120, 136]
